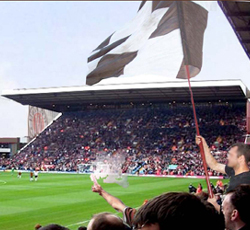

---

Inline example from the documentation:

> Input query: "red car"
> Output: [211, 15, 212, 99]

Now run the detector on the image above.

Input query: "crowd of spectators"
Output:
[34, 183, 250, 230]
[0, 102, 246, 176]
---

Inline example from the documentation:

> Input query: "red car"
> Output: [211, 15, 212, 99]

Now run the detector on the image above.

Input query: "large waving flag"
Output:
[86, 1, 208, 86]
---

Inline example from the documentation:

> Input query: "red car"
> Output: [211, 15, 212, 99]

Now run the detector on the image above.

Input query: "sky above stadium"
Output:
[0, 1, 250, 139]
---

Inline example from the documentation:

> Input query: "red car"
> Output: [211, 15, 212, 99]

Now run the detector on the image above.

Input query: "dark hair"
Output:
[202, 201, 225, 230]
[78, 227, 87, 230]
[91, 212, 127, 230]
[228, 184, 250, 225]
[78, 226, 87, 230]
[231, 143, 250, 163]
[133, 192, 219, 230]
[196, 191, 209, 201]
[38, 224, 69, 230]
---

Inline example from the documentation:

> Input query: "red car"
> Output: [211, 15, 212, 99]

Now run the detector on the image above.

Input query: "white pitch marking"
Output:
[0, 180, 7, 184]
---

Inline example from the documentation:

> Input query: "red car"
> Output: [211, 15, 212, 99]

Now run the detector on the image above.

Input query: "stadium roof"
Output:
[218, 1, 250, 60]
[2, 79, 250, 112]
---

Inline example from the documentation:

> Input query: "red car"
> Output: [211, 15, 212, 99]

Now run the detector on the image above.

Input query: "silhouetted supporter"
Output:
[222, 184, 250, 230]
[37, 224, 69, 230]
[87, 212, 128, 230]
[133, 192, 224, 230]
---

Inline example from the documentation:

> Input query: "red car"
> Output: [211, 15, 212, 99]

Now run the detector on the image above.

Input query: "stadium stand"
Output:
[0, 102, 246, 176]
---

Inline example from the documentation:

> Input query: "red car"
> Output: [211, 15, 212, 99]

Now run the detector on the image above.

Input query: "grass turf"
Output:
[0, 172, 228, 230]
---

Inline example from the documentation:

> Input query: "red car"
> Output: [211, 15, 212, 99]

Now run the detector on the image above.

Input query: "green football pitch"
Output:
[0, 172, 228, 230]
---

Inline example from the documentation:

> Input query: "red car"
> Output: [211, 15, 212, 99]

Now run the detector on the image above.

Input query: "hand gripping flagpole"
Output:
[185, 65, 213, 198]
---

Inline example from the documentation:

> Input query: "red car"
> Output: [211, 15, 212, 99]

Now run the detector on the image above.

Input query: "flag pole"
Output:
[185, 65, 213, 198]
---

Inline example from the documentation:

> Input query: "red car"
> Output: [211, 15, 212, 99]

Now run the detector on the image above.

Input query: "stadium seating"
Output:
[0, 102, 246, 176]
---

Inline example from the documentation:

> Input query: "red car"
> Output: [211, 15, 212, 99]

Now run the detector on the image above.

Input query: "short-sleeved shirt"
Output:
[225, 165, 250, 193]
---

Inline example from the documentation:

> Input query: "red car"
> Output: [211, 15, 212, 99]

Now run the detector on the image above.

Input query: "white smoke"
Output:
[91, 150, 129, 188]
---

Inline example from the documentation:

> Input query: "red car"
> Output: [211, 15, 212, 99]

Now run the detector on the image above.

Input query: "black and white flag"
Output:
[87, 1, 208, 86]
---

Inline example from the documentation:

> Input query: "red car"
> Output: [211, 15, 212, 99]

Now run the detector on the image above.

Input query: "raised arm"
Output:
[92, 184, 126, 212]
[196, 135, 226, 174]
